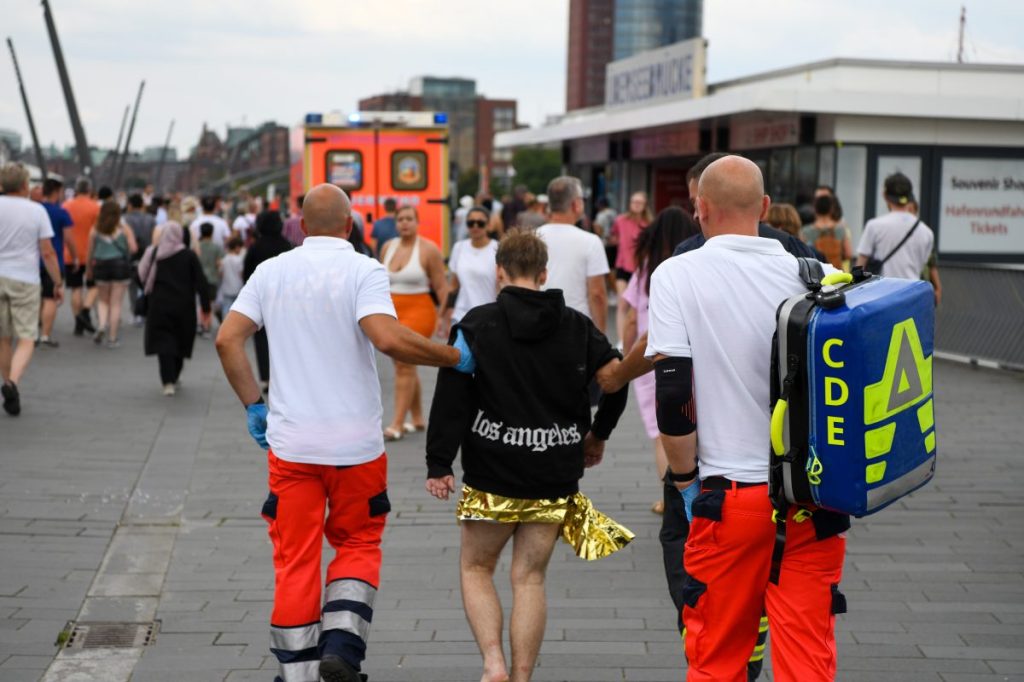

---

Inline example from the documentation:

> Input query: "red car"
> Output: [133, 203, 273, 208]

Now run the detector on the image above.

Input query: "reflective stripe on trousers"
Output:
[270, 622, 320, 682]
[321, 578, 378, 664]
[263, 451, 389, 678]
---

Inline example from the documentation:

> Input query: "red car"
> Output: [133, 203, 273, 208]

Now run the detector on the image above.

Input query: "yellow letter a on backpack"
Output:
[863, 319, 932, 426]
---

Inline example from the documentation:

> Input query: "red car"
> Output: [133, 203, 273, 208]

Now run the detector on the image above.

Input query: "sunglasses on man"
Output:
[467, 220, 487, 228]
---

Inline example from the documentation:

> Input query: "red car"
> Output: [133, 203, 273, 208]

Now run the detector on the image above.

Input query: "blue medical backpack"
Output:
[770, 262, 937, 518]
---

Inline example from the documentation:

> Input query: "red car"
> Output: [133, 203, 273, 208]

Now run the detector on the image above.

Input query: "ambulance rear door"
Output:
[303, 127, 381, 237]
[376, 127, 450, 254]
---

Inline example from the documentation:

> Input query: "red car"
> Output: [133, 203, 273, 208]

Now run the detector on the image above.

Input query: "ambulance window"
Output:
[391, 151, 428, 191]
[326, 151, 363, 191]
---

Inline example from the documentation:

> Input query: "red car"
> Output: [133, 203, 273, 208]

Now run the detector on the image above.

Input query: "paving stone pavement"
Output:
[1, 306, 1023, 681]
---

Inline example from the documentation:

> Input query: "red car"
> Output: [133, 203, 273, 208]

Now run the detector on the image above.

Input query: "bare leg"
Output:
[653, 437, 669, 480]
[40, 299, 58, 338]
[70, 287, 83, 316]
[461, 521, 515, 682]
[95, 282, 111, 332]
[614, 278, 628, 347]
[409, 371, 424, 427]
[0, 338, 11, 381]
[387, 360, 416, 433]
[4, 338, 37, 385]
[107, 281, 127, 341]
[85, 285, 98, 310]
[509, 522, 561, 682]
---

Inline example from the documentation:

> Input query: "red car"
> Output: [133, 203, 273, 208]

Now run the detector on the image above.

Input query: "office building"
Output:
[566, 0, 703, 111]
[360, 77, 519, 188]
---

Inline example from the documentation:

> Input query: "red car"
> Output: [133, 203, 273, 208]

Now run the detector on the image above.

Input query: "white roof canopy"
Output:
[497, 58, 1024, 148]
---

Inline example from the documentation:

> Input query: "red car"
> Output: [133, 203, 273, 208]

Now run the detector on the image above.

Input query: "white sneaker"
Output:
[162, 384, 176, 396]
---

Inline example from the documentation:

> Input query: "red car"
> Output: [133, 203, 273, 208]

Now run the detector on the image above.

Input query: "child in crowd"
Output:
[196, 222, 223, 336]
[219, 237, 245, 318]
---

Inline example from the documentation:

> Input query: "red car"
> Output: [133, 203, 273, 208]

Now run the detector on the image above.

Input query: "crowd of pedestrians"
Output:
[0, 152, 944, 681]
[0, 161, 318, 409]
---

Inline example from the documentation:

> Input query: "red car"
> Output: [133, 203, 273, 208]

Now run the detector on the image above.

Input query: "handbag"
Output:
[865, 218, 920, 275]
[133, 246, 158, 317]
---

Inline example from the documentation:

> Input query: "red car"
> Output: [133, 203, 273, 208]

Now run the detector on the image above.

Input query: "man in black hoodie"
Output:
[425, 231, 630, 682]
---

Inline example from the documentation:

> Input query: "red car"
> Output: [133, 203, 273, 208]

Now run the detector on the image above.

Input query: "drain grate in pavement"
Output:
[63, 621, 159, 649]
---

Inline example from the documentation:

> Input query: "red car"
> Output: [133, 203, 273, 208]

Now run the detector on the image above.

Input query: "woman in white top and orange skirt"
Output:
[381, 206, 449, 440]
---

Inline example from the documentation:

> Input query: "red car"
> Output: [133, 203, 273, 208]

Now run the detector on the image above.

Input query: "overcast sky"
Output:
[2, 0, 1022, 158]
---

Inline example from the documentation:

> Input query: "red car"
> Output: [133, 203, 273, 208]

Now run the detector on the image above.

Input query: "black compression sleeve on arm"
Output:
[655, 356, 696, 436]
[591, 382, 629, 440]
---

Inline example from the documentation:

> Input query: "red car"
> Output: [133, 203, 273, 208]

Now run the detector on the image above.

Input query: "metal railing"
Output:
[935, 263, 1024, 370]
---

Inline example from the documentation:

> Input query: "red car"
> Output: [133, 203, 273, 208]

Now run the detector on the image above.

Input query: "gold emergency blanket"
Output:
[455, 485, 635, 561]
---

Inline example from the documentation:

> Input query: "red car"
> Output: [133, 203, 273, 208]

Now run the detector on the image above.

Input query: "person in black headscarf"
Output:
[137, 222, 211, 396]
[243, 210, 292, 392]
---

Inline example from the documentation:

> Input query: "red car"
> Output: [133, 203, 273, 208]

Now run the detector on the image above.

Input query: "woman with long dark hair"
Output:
[243, 210, 292, 393]
[86, 199, 138, 347]
[621, 206, 699, 513]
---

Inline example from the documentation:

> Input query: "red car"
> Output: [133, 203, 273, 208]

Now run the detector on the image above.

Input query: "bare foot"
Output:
[481, 666, 509, 682]
[481, 656, 509, 682]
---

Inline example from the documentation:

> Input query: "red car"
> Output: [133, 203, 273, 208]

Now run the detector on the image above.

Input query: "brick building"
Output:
[359, 76, 519, 191]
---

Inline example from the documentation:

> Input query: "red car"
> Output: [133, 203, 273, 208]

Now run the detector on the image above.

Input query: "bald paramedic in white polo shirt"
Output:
[216, 183, 470, 682]
[645, 156, 846, 682]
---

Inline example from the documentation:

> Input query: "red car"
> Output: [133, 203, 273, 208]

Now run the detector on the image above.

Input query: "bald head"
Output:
[302, 183, 352, 237]
[695, 156, 769, 237]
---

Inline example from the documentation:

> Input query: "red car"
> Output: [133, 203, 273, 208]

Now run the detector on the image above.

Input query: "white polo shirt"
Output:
[231, 236, 397, 466]
[645, 234, 837, 483]
[536, 223, 609, 319]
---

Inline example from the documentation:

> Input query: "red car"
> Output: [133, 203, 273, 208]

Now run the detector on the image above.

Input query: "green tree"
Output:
[511, 147, 562, 194]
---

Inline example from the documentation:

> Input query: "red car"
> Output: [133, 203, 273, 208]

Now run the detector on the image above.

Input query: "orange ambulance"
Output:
[290, 111, 451, 254]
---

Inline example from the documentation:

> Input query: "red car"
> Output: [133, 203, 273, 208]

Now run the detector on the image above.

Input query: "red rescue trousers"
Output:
[682, 482, 845, 682]
[263, 451, 389, 682]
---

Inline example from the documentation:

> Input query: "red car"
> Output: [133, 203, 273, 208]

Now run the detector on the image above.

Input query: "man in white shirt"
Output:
[188, 195, 232, 248]
[216, 183, 471, 682]
[536, 176, 609, 333]
[0, 163, 63, 416]
[232, 198, 259, 243]
[646, 156, 846, 681]
[856, 172, 936, 284]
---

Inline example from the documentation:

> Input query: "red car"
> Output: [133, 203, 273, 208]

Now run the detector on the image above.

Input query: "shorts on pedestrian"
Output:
[40, 266, 63, 300]
[456, 485, 634, 561]
[92, 259, 133, 283]
[221, 293, 238, 313]
[605, 245, 618, 269]
[615, 267, 633, 282]
[65, 264, 86, 288]
[0, 276, 42, 340]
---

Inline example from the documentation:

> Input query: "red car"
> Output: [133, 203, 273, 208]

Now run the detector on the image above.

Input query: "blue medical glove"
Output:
[452, 328, 476, 374]
[246, 399, 269, 450]
[681, 483, 699, 523]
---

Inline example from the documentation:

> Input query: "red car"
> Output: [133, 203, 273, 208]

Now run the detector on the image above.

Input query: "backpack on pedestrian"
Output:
[806, 225, 848, 270]
[769, 260, 937, 519]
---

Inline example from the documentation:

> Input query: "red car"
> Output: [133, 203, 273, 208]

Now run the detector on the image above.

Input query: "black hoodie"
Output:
[426, 286, 628, 499]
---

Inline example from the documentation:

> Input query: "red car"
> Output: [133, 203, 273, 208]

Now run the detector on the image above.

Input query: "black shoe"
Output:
[73, 316, 84, 336]
[2, 382, 20, 416]
[77, 309, 96, 334]
[319, 654, 367, 682]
